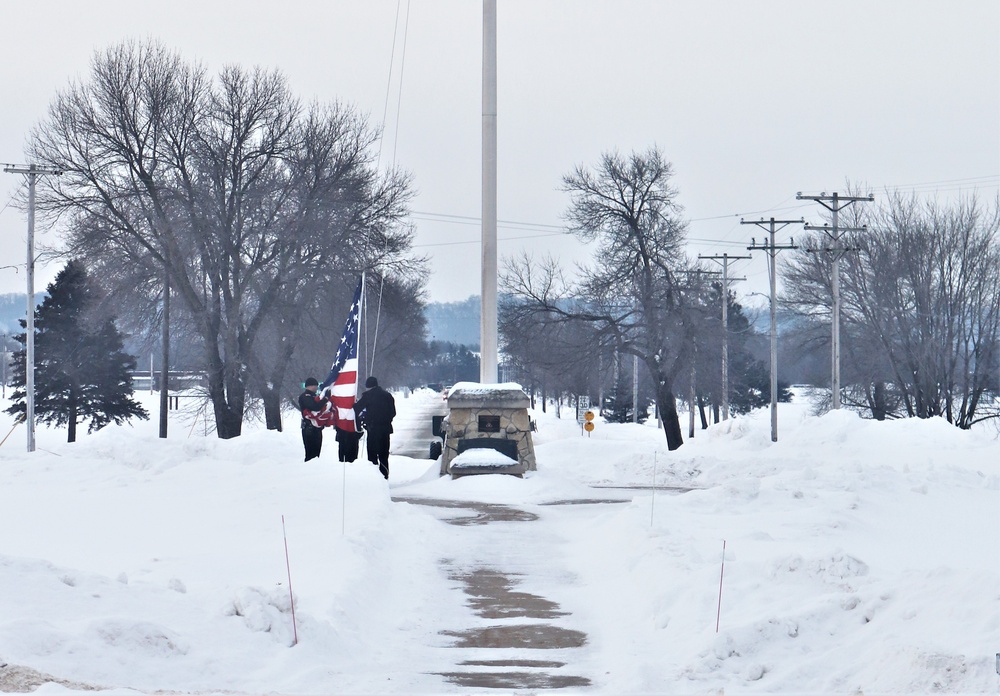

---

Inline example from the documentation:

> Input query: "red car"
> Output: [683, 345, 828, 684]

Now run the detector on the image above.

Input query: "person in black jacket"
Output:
[353, 376, 396, 479]
[298, 377, 327, 461]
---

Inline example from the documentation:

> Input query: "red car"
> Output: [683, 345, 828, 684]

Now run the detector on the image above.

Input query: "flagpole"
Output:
[358, 271, 370, 492]
[354, 271, 364, 388]
[344, 272, 364, 533]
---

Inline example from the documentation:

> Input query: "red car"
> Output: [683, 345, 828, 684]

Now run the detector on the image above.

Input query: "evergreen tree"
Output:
[6, 261, 148, 442]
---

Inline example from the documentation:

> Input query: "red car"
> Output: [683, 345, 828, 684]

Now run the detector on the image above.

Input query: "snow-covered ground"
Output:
[0, 387, 997, 694]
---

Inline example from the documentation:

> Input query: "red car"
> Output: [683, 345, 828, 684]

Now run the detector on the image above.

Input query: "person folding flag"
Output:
[312, 276, 363, 431]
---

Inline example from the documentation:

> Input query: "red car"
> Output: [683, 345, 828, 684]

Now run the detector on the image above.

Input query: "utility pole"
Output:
[632, 353, 639, 423]
[743, 218, 800, 442]
[796, 191, 873, 410]
[2, 333, 7, 399]
[4, 164, 62, 453]
[159, 266, 169, 438]
[480, 0, 498, 384]
[680, 268, 719, 437]
[689, 356, 696, 438]
[698, 253, 750, 421]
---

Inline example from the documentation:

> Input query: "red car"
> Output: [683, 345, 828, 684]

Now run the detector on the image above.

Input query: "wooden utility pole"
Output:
[159, 266, 169, 438]
[796, 192, 873, 409]
[632, 353, 639, 423]
[744, 218, 800, 442]
[3, 164, 62, 452]
[480, 0, 498, 383]
[699, 253, 750, 421]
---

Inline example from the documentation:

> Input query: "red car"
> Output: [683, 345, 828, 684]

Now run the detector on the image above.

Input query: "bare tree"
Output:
[28, 40, 417, 437]
[782, 191, 1000, 427]
[501, 147, 695, 449]
[500, 272, 608, 408]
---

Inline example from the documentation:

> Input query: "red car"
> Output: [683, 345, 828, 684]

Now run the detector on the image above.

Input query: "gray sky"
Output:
[1, 0, 997, 307]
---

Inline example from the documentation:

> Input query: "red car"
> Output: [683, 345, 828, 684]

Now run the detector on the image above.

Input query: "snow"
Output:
[0, 387, 997, 694]
[449, 449, 518, 468]
[447, 381, 527, 397]
[448, 447, 522, 477]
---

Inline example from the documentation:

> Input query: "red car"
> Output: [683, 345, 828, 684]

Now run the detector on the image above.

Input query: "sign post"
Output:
[576, 396, 590, 435]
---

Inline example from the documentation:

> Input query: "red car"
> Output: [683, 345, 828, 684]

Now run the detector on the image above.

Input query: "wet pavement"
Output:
[447, 568, 567, 620]
[392, 497, 539, 525]
[392, 495, 600, 690]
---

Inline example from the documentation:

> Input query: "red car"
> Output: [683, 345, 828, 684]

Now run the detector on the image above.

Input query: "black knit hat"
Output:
[304, 377, 319, 387]
[365, 376, 378, 389]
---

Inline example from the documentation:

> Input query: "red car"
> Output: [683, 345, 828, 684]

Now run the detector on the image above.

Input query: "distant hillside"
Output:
[0, 293, 45, 335]
[424, 296, 480, 348]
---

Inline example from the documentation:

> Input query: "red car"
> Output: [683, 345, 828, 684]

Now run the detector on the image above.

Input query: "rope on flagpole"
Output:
[390, 0, 412, 168]
[375, 0, 403, 172]
[364, 0, 410, 377]
[369, 267, 387, 374]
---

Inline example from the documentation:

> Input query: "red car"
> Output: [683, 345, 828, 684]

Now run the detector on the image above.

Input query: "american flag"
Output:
[320, 276, 363, 432]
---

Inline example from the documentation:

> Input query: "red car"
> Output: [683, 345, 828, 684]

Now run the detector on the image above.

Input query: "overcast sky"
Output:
[1, 0, 997, 308]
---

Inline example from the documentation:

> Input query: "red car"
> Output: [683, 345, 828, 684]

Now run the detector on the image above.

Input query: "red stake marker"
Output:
[716, 539, 726, 633]
[282, 515, 299, 646]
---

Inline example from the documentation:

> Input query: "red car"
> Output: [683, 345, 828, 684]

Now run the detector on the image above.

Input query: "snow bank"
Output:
[0, 388, 996, 693]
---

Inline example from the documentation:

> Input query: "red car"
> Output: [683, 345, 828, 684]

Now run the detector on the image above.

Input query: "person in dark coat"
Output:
[334, 418, 364, 462]
[298, 377, 327, 461]
[353, 376, 396, 479]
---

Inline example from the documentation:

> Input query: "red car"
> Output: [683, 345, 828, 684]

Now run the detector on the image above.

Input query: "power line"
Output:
[412, 230, 566, 248]
[880, 174, 998, 190]
[411, 210, 565, 230]
[409, 173, 996, 250]
[0, 181, 26, 218]
[688, 201, 811, 223]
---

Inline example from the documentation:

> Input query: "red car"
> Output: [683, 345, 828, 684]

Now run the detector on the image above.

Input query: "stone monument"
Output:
[440, 382, 536, 478]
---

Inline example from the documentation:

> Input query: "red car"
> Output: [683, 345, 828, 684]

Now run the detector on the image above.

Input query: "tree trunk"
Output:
[698, 395, 709, 430]
[653, 374, 684, 450]
[206, 356, 244, 439]
[214, 401, 244, 439]
[259, 330, 296, 432]
[67, 388, 77, 443]
[872, 381, 887, 421]
[261, 388, 283, 432]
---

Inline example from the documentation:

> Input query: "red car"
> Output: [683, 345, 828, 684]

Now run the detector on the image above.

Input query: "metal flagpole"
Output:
[480, 0, 498, 384]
